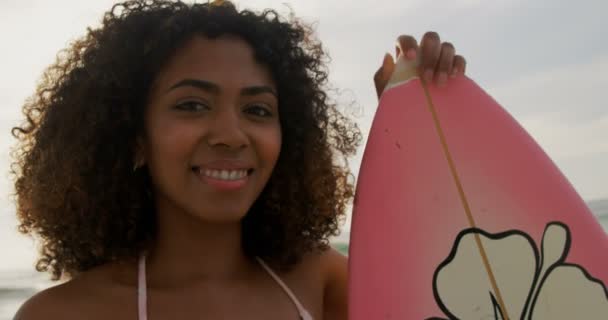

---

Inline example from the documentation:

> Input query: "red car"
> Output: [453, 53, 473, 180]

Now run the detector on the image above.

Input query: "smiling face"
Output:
[141, 35, 281, 223]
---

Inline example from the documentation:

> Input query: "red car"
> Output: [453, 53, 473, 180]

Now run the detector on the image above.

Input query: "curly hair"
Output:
[11, 0, 361, 280]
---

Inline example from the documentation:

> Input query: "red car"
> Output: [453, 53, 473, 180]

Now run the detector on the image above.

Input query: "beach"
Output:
[1, 198, 607, 319]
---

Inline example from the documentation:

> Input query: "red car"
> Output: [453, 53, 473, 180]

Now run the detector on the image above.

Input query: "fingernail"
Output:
[380, 53, 393, 78]
[382, 53, 392, 66]
[406, 48, 417, 60]
[424, 69, 433, 83]
[438, 73, 448, 86]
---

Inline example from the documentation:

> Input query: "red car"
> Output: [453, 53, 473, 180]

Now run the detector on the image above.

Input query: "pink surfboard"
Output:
[348, 56, 608, 319]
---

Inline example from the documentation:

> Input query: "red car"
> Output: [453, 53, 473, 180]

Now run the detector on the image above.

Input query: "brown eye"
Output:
[174, 101, 210, 112]
[244, 104, 273, 117]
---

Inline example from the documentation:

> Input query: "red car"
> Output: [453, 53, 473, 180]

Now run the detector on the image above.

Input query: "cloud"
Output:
[489, 55, 608, 116]
[473, 55, 608, 199]
[518, 113, 608, 158]
[238, 0, 520, 23]
[488, 55, 608, 159]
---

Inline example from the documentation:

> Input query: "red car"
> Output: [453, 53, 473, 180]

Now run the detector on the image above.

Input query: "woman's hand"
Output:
[374, 32, 467, 98]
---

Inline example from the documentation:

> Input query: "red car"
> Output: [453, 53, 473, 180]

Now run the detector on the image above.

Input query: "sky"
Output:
[0, 0, 606, 271]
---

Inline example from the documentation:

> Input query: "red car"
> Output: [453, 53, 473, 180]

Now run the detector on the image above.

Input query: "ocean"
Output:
[1, 198, 607, 319]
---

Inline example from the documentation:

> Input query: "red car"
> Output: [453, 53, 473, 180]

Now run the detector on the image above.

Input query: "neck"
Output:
[144, 201, 254, 287]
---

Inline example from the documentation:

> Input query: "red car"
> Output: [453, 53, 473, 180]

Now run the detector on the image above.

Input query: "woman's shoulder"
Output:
[284, 246, 347, 288]
[13, 263, 137, 320]
[285, 247, 347, 320]
[13, 280, 75, 320]
[317, 247, 348, 319]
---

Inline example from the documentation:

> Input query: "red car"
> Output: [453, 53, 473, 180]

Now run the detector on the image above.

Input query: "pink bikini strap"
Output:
[137, 254, 147, 320]
[255, 257, 314, 320]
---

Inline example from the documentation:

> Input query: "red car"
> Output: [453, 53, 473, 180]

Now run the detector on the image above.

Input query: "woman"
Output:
[12, 1, 466, 319]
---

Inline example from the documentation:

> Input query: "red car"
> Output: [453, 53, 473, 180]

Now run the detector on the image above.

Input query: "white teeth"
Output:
[229, 171, 238, 180]
[200, 169, 247, 181]
[220, 170, 229, 180]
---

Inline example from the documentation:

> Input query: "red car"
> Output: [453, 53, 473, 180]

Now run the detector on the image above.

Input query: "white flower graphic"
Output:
[429, 222, 608, 320]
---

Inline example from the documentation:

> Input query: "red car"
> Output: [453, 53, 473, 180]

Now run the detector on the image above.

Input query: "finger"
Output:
[436, 42, 455, 86]
[374, 53, 396, 99]
[396, 35, 418, 60]
[452, 55, 467, 77]
[419, 31, 441, 83]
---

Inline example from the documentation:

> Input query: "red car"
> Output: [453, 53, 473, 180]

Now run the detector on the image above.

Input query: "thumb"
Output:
[374, 53, 395, 99]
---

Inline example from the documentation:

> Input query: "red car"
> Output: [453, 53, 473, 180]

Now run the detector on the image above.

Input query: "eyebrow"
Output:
[167, 78, 278, 98]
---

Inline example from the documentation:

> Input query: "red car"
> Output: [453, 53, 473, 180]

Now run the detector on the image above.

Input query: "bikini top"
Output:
[137, 255, 314, 320]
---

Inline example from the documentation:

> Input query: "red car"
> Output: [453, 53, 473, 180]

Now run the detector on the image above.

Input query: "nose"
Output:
[205, 107, 248, 150]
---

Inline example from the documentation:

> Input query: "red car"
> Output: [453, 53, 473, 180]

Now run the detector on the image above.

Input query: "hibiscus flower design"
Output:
[428, 222, 608, 319]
